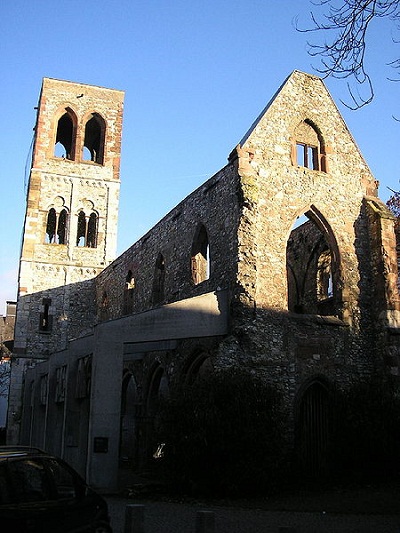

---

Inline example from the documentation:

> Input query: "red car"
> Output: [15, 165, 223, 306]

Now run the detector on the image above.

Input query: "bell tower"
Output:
[8, 78, 124, 443]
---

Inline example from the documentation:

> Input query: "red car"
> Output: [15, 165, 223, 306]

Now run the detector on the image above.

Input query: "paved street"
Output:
[106, 496, 400, 533]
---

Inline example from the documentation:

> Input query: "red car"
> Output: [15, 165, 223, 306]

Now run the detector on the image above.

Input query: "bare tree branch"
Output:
[296, 0, 400, 108]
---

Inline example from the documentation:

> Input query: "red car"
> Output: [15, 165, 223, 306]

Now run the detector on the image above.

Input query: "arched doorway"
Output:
[146, 365, 169, 461]
[119, 372, 138, 467]
[296, 379, 332, 477]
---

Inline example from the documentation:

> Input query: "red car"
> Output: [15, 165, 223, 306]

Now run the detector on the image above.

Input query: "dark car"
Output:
[0, 446, 112, 533]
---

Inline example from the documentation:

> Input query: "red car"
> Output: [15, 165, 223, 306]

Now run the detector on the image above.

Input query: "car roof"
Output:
[0, 446, 48, 459]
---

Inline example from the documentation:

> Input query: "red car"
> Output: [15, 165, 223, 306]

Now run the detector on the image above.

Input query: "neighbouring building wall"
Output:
[0, 302, 16, 434]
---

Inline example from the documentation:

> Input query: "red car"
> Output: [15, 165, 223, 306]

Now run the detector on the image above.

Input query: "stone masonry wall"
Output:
[15, 78, 124, 358]
[96, 164, 241, 320]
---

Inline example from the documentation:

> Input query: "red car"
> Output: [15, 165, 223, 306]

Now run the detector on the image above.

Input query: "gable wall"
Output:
[237, 71, 378, 322]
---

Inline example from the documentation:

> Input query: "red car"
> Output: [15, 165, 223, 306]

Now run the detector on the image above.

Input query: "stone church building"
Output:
[8, 71, 400, 492]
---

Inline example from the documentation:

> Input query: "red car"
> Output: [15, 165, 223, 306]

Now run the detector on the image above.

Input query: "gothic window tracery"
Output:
[286, 208, 339, 317]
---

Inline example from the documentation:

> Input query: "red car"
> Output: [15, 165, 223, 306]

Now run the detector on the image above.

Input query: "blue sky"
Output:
[1, 0, 400, 313]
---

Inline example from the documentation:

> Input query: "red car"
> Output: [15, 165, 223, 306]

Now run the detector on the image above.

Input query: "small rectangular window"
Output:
[39, 299, 53, 333]
[296, 143, 319, 170]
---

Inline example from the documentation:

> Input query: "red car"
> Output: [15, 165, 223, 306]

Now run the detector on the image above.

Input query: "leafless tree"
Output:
[298, 0, 400, 109]
[387, 188, 400, 224]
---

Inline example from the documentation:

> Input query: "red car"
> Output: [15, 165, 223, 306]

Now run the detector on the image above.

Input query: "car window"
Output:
[9, 459, 53, 502]
[45, 458, 79, 499]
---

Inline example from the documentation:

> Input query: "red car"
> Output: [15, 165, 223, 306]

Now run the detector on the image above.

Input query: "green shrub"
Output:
[332, 380, 400, 480]
[155, 368, 287, 496]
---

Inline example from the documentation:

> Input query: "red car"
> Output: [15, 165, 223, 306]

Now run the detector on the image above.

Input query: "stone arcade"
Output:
[8, 71, 400, 491]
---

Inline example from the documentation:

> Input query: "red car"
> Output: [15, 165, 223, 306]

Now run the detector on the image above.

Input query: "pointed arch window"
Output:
[286, 208, 339, 317]
[54, 109, 76, 160]
[191, 225, 210, 285]
[99, 291, 109, 321]
[82, 113, 106, 165]
[152, 253, 165, 305]
[293, 120, 327, 172]
[123, 270, 135, 315]
[76, 210, 98, 248]
[45, 198, 69, 244]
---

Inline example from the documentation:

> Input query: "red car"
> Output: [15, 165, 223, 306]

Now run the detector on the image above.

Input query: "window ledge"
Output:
[288, 312, 348, 327]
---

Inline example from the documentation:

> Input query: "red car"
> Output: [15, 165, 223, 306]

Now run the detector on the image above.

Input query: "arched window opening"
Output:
[54, 112, 74, 160]
[82, 113, 105, 164]
[119, 372, 139, 466]
[76, 211, 87, 247]
[146, 365, 169, 461]
[76, 210, 98, 248]
[191, 225, 210, 285]
[293, 120, 326, 172]
[286, 209, 338, 316]
[87, 212, 98, 248]
[184, 352, 213, 387]
[45, 201, 68, 244]
[123, 270, 135, 315]
[99, 291, 109, 321]
[152, 253, 165, 306]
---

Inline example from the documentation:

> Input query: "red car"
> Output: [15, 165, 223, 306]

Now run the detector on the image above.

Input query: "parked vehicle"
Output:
[0, 446, 112, 532]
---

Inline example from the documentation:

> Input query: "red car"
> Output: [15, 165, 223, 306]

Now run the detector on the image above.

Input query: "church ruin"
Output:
[8, 71, 400, 492]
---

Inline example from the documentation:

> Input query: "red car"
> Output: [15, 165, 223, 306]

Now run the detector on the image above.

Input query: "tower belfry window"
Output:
[54, 111, 75, 160]
[82, 113, 105, 164]
[45, 199, 68, 244]
[76, 209, 98, 248]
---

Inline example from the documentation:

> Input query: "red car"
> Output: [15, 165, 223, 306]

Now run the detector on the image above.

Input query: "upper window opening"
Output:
[54, 111, 75, 160]
[191, 225, 210, 285]
[82, 113, 105, 165]
[123, 270, 135, 315]
[45, 198, 69, 244]
[152, 253, 166, 306]
[296, 143, 318, 170]
[76, 205, 98, 248]
[293, 120, 326, 172]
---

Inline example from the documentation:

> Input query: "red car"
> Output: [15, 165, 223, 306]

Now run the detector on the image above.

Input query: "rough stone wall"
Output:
[13, 71, 400, 483]
[217, 71, 400, 400]
[96, 164, 241, 320]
